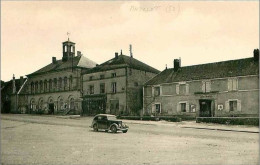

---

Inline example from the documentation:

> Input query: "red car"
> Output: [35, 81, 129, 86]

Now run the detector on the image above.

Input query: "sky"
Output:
[1, 1, 259, 82]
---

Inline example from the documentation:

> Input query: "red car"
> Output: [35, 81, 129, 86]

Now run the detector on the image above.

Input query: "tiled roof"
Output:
[145, 57, 259, 85]
[82, 55, 160, 74]
[27, 55, 97, 77]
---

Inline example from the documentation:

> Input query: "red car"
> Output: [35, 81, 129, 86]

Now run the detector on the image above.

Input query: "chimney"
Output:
[77, 51, 82, 57]
[20, 76, 24, 86]
[129, 44, 133, 58]
[52, 57, 57, 64]
[115, 52, 119, 59]
[12, 74, 16, 94]
[174, 58, 181, 71]
[253, 49, 259, 61]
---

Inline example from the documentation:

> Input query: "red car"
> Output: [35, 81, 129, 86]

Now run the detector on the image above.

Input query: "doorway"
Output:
[199, 99, 212, 117]
[48, 103, 54, 114]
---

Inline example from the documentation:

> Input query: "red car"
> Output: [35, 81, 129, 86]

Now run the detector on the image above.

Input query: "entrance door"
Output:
[110, 100, 119, 115]
[48, 103, 54, 114]
[199, 100, 212, 117]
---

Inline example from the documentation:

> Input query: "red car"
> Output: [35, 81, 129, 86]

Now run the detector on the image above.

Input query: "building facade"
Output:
[81, 52, 160, 116]
[19, 39, 97, 114]
[143, 49, 259, 118]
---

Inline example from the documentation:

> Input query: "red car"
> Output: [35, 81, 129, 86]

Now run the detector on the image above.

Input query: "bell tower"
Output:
[62, 37, 75, 61]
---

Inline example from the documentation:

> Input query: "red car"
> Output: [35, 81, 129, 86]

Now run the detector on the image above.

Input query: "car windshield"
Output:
[107, 116, 117, 120]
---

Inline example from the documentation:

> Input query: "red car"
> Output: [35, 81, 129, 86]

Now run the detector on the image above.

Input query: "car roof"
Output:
[95, 114, 116, 117]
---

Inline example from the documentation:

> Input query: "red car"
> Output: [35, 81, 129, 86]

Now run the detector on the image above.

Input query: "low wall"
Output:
[196, 117, 259, 126]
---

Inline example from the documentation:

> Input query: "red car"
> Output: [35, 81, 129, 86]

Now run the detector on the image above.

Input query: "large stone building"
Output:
[81, 51, 160, 116]
[17, 39, 97, 114]
[143, 49, 259, 118]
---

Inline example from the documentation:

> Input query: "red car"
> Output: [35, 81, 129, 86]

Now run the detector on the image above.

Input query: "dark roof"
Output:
[145, 57, 259, 85]
[82, 55, 160, 74]
[1, 78, 27, 96]
[27, 55, 97, 77]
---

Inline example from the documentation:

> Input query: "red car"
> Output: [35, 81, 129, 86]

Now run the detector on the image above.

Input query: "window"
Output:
[89, 85, 94, 94]
[44, 80, 47, 92]
[202, 81, 211, 93]
[39, 81, 43, 93]
[31, 82, 34, 94]
[180, 103, 186, 112]
[100, 83, 105, 94]
[69, 76, 72, 89]
[49, 79, 53, 91]
[228, 78, 238, 91]
[58, 78, 62, 90]
[154, 87, 160, 96]
[64, 77, 68, 89]
[112, 73, 116, 78]
[54, 79, 57, 90]
[229, 100, 237, 111]
[155, 104, 161, 113]
[179, 84, 186, 94]
[65, 46, 67, 52]
[35, 82, 38, 93]
[100, 75, 105, 79]
[89, 76, 93, 81]
[112, 82, 117, 93]
[71, 46, 74, 52]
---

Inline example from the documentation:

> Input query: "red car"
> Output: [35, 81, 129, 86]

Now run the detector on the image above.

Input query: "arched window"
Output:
[38, 99, 44, 110]
[49, 79, 53, 91]
[69, 75, 72, 90]
[35, 82, 39, 93]
[39, 81, 43, 93]
[44, 80, 47, 92]
[31, 82, 34, 94]
[30, 99, 36, 112]
[58, 78, 62, 90]
[54, 78, 57, 91]
[70, 98, 74, 110]
[59, 99, 63, 110]
[64, 77, 68, 90]
[65, 45, 67, 52]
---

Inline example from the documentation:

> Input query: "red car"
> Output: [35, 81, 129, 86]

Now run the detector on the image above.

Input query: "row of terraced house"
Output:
[1, 39, 259, 118]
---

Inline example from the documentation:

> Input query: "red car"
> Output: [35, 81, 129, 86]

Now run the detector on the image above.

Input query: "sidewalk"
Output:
[122, 119, 259, 133]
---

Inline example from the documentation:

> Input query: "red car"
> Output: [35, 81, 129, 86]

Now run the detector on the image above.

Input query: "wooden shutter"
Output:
[225, 101, 229, 112]
[185, 84, 189, 95]
[237, 100, 241, 111]
[176, 84, 180, 94]
[177, 103, 180, 112]
[202, 81, 205, 93]
[186, 102, 190, 112]
[152, 104, 155, 113]
[233, 79, 238, 90]
[228, 79, 232, 91]
[206, 81, 211, 92]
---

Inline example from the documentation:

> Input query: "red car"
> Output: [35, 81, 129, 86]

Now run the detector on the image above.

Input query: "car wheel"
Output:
[110, 125, 117, 133]
[93, 124, 98, 132]
[122, 130, 128, 133]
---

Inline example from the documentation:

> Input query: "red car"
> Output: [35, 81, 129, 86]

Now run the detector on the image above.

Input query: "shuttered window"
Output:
[228, 78, 238, 91]
[202, 81, 211, 93]
[225, 100, 241, 112]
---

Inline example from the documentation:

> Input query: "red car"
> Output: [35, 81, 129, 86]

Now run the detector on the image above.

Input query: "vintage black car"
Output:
[90, 114, 129, 133]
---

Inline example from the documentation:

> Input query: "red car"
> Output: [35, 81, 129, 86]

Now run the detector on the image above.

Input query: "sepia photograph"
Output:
[1, 1, 259, 165]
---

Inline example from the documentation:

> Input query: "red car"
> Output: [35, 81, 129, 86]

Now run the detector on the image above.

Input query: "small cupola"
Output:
[62, 39, 75, 61]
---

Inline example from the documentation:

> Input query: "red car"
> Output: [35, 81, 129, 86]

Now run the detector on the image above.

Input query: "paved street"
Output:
[1, 114, 259, 165]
